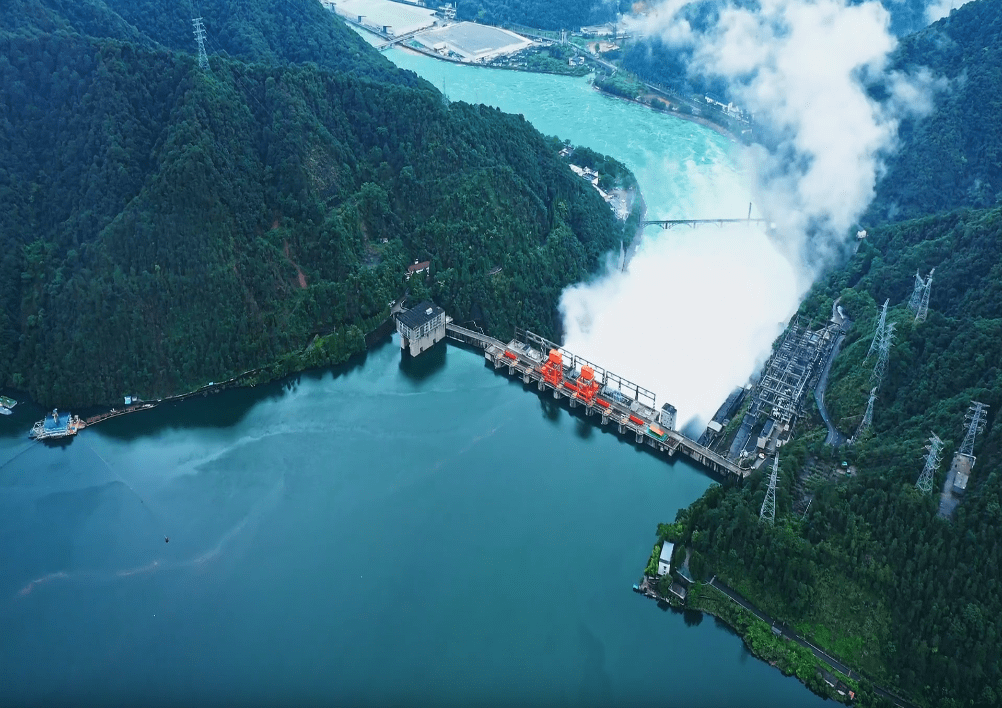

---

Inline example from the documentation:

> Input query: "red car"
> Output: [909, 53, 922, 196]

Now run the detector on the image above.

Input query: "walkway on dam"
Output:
[445, 322, 746, 479]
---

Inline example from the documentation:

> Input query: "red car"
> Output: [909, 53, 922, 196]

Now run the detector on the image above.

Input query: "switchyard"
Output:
[440, 321, 745, 479]
[720, 317, 839, 463]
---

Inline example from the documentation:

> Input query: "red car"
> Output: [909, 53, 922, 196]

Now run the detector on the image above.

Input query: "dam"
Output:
[397, 305, 746, 480]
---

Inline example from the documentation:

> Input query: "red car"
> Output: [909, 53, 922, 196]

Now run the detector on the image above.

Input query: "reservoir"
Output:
[0, 48, 824, 707]
[1, 341, 825, 706]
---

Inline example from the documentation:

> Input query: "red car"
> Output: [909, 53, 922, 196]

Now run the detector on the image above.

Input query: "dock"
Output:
[445, 323, 747, 479]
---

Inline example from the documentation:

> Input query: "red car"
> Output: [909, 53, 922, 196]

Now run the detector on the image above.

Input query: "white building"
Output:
[657, 541, 675, 577]
[395, 301, 446, 357]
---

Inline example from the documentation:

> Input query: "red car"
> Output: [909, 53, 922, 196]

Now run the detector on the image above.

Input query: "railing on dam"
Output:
[444, 322, 747, 479]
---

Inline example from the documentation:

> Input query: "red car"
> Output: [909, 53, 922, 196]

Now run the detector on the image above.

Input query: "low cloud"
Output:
[561, 0, 940, 427]
[925, 0, 973, 24]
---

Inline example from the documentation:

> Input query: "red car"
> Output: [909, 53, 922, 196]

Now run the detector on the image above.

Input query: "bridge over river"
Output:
[444, 322, 746, 480]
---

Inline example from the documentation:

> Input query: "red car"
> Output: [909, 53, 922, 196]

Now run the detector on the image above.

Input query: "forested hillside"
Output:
[0, 3, 632, 406]
[865, 0, 1002, 223]
[456, 0, 625, 30]
[655, 205, 1002, 707]
[0, 0, 421, 87]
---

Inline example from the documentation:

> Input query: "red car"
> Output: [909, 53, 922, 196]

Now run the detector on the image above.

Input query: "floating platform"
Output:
[29, 409, 85, 440]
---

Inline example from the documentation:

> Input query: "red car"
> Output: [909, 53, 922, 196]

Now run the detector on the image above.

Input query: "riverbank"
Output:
[591, 84, 741, 143]
[637, 574, 860, 704]
[637, 563, 920, 708]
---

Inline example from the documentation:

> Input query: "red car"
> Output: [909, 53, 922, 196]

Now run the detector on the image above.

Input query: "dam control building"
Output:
[396, 301, 446, 356]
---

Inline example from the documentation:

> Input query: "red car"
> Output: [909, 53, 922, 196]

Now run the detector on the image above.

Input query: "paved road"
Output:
[815, 330, 847, 446]
[706, 577, 917, 708]
[815, 303, 851, 446]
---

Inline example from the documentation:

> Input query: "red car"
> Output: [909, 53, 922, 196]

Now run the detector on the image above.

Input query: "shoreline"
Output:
[391, 41, 741, 142]
[591, 85, 741, 143]
[636, 570, 920, 708]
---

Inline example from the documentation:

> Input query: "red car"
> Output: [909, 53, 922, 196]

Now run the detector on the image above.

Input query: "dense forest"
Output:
[660, 205, 1002, 708]
[641, 3, 1002, 705]
[0, 1, 634, 406]
[456, 0, 627, 31]
[864, 0, 1002, 223]
[0, 0, 422, 87]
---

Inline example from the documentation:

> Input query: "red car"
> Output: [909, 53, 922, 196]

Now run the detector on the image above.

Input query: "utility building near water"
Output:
[396, 301, 446, 357]
[657, 541, 675, 577]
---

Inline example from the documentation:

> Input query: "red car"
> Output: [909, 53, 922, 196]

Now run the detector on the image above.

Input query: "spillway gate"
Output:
[444, 322, 747, 480]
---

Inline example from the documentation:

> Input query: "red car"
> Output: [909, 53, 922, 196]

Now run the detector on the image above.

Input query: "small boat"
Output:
[0, 396, 15, 415]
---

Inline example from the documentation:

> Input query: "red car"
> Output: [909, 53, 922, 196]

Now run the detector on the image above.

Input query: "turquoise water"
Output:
[0, 53, 826, 706]
[388, 47, 754, 221]
[0, 342, 824, 706]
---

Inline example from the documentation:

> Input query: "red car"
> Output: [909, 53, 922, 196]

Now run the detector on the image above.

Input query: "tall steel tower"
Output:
[960, 401, 989, 457]
[760, 454, 779, 524]
[865, 299, 889, 362]
[851, 387, 878, 443]
[916, 432, 944, 493]
[916, 268, 935, 323]
[192, 17, 209, 71]
[870, 321, 896, 387]
[907, 271, 925, 312]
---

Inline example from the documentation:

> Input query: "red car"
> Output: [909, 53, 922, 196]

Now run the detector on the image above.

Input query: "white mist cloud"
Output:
[561, 0, 939, 428]
[925, 0, 973, 24]
[561, 223, 800, 433]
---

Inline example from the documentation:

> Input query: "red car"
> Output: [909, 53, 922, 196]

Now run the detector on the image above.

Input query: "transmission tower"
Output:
[915, 432, 944, 493]
[865, 299, 889, 362]
[851, 387, 878, 443]
[960, 401, 989, 457]
[192, 17, 209, 71]
[916, 268, 934, 323]
[760, 454, 779, 524]
[870, 321, 896, 387]
[907, 271, 925, 312]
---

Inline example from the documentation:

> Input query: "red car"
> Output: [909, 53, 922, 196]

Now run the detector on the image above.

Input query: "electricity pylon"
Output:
[870, 321, 896, 387]
[760, 454, 779, 524]
[192, 17, 209, 71]
[851, 387, 878, 443]
[865, 299, 889, 362]
[907, 271, 925, 312]
[960, 402, 989, 457]
[908, 269, 935, 323]
[916, 432, 944, 494]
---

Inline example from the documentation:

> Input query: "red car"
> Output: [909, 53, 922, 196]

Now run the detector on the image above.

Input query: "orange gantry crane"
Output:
[540, 349, 564, 387]
[573, 365, 601, 405]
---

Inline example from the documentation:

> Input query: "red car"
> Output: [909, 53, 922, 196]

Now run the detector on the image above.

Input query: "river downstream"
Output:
[0, 49, 823, 707]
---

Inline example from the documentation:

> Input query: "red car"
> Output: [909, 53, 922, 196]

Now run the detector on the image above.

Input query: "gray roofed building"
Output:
[396, 301, 447, 357]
